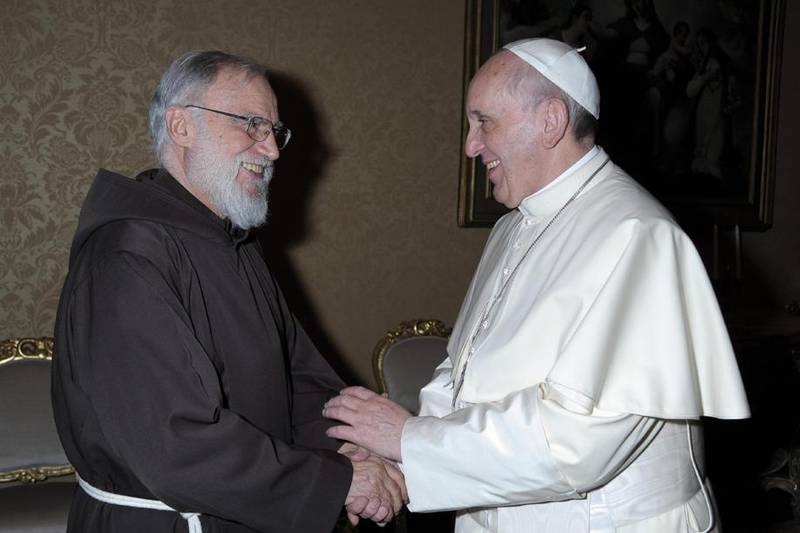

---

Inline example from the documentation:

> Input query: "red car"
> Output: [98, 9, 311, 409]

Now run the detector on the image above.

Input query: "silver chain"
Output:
[452, 157, 611, 406]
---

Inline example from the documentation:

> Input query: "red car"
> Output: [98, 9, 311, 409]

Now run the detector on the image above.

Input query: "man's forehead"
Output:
[204, 68, 276, 111]
[207, 69, 270, 95]
[466, 54, 524, 113]
[481, 51, 520, 76]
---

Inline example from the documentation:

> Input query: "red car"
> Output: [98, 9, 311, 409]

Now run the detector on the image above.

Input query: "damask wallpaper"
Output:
[4, 0, 798, 385]
[1, 0, 489, 385]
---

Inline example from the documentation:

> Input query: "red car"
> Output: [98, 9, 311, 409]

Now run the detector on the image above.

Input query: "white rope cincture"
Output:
[77, 474, 202, 533]
[686, 421, 714, 533]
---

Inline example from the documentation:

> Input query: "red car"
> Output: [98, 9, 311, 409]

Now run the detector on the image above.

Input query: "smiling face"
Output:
[184, 67, 280, 228]
[464, 53, 546, 208]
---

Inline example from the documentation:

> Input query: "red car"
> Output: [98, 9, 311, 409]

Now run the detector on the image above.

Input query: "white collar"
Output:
[518, 146, 602, 220]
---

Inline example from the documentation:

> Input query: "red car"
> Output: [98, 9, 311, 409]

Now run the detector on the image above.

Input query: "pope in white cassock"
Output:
[323, 38, 750, 532]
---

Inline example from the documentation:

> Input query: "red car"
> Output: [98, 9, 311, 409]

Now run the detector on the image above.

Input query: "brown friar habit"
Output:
[52, 169, 352, 532]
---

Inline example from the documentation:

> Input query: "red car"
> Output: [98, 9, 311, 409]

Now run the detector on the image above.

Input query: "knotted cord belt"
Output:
[77, 474, 202, 532]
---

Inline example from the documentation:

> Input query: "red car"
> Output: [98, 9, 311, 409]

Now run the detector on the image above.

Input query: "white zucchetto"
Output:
[504, 38, 600, 119]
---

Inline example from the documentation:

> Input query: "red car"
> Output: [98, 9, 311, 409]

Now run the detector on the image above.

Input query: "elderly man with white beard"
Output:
[52, 50, 405, 533]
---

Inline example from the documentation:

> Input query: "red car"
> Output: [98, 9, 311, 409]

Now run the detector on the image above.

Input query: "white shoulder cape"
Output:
[448, 150, 749, 420]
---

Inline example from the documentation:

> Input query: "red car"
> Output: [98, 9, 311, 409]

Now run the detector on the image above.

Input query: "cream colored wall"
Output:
[0, 0, 489, 386]
[4, 1, 799, 387]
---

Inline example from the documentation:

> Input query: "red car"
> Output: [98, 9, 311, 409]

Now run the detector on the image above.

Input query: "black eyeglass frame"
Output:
[184, 104, 291, 149]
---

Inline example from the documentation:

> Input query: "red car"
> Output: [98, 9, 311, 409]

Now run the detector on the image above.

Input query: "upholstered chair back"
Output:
[0, 337, 75, 531]
[372, 320, 456, 532]
[373, 320, 451, 415]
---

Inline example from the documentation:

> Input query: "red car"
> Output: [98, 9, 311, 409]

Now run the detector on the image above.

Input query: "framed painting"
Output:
[458, 0, 785, 229]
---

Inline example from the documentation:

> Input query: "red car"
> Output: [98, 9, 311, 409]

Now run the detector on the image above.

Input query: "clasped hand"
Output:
[328, 387, 413, 526]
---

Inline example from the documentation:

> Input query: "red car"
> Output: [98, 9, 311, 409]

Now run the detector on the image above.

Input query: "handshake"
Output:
[323, 386, 413, 527]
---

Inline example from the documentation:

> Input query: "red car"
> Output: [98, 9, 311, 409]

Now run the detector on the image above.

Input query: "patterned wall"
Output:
[1, 0, 490, 385]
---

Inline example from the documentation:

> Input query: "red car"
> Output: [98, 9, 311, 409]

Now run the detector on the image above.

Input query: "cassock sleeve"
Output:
[68, 251, 351, 532]
[401, 381, 661, 512]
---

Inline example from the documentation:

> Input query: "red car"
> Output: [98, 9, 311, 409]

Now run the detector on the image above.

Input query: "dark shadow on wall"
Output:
[255, 72, 360, 386]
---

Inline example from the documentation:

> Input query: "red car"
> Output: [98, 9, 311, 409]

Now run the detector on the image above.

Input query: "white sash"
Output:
[77, 474, 202, 532]
[588, 421, 714, 532]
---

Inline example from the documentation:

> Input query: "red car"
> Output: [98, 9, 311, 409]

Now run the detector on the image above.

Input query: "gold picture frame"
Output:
[458, 0, 785, 229]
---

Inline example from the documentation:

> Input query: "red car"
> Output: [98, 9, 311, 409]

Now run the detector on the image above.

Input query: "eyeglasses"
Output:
[184, 104, 292, 149]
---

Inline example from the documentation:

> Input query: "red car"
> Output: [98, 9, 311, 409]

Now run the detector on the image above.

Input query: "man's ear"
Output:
[165, 106, 193, 148]
[540, 97, 569, 149]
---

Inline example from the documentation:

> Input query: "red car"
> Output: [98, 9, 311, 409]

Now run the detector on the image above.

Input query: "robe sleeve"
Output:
[417, 357, 455, 418]
[285, 315, 347, 451]
[68, 251, 351, 532]
[256, 242, 346, 451]
[401, 381, 661, 512]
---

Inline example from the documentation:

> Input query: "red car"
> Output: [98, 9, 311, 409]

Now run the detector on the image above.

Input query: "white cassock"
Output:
[401, 147, 750, 532]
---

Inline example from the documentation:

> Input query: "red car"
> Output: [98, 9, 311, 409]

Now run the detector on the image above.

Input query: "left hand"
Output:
[324, 386, 411, 462]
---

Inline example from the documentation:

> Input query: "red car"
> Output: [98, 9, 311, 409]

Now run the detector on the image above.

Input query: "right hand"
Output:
[345, 455, 407, 526]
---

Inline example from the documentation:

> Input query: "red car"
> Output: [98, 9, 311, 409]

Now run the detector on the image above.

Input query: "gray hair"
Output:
[148, 50, 268, 162]
[505, 59, 597, 142]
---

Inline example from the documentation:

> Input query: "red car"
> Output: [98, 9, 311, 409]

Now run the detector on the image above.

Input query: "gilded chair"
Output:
[0, 337, 75, 531]
[372, 319, 455, 533]
[373, 319, 451, 415]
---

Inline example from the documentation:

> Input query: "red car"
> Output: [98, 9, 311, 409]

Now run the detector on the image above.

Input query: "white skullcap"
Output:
[503, 38, 600, 119]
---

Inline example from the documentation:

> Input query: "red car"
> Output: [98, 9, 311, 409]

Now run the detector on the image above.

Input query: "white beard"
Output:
[187, 130, 273, 230]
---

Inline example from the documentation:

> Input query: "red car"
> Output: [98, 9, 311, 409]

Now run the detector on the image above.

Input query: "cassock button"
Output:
[482, 320, 489, 329]
[525, 219, 534, 226]
[502, 268, 510, 276]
